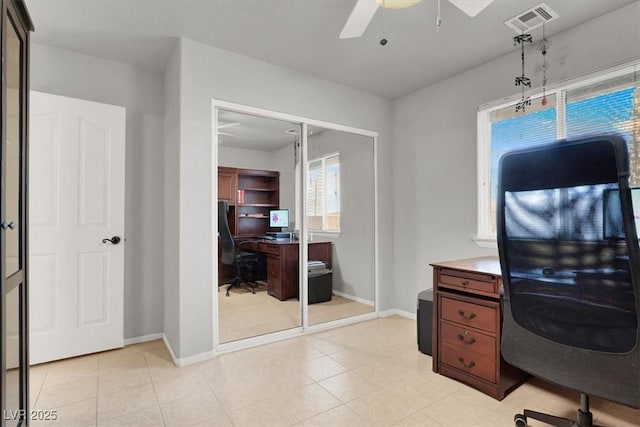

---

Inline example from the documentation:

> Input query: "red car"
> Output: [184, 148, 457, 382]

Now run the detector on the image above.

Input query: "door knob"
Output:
[102, 236, 121, 245]
[1, 221, 15, 230]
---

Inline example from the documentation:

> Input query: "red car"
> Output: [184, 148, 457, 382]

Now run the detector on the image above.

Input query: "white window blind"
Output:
[478, 63, 640, 240]
[488, 95, 557, 235]
[307, 153, 340, 232]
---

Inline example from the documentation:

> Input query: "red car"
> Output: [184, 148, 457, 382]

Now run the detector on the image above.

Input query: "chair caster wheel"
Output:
[514, 414, 527, 427]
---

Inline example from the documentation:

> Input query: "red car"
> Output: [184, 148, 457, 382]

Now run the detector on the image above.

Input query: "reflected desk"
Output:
[218, 238, 331, 301]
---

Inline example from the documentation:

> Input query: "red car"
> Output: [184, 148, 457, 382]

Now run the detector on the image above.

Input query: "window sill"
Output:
[472, 236, 497, 249]
[309, 231, 341, 240]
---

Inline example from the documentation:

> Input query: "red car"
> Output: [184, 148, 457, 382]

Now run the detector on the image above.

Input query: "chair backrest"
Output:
[497, 135, 640, 408]
[218, 200, 236, 265]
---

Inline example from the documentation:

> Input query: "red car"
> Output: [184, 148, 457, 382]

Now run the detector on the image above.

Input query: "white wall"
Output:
[31, 43, 165, 340]
[168, 38, 393, 359]
[392, 2, 640, 313]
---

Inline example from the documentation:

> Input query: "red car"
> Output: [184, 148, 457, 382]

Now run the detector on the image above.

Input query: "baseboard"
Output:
[379, 308, 416, 320]
[332, 290, 374, 307]
[123, 333, 163, 346]
[161, 333, 217, 367]
[161, 334, 179, 366]
[174, 350, 217, 367]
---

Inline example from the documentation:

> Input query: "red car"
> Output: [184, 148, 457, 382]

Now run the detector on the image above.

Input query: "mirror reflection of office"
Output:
[215, 106, 377, 345]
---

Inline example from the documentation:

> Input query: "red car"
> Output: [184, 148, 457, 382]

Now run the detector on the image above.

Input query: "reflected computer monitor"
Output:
[269, 209, 289, 228]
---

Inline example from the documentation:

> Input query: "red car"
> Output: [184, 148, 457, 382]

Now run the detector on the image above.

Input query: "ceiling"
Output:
[25, 0, 637, 99]
[218, 110, 325, 151]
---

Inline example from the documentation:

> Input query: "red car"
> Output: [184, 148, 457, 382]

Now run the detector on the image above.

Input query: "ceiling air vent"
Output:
[505, 3, 558, 34]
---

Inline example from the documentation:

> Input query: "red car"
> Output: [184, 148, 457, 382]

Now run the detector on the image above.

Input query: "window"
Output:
[477, 63, 640, 242]
[307, 153, 340, 232]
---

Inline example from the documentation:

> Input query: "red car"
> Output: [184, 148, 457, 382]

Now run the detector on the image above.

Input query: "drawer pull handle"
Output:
[457, 357, 476, 369]
[461, 280, 469, 287]
[457, 334, 476, 345]
[457, 309, 476, 321]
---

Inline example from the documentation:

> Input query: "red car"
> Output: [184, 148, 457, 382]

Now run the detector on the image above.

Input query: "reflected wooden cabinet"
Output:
[1, 1, 33, 426]
[218, 168, 236, 203]
[217, 167, 279, 238]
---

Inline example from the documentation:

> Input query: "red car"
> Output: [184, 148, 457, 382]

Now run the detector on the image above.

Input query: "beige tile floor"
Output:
[218, 284, 374, 343]
[28, 316, 640, 427]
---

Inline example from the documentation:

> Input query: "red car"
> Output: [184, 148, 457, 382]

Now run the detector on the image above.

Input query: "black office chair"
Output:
[497, 135, 640, 427]
[218, 200, 260, 296]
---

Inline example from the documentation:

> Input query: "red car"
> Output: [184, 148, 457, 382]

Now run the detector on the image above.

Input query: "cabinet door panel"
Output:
[218, 172, 235, 202]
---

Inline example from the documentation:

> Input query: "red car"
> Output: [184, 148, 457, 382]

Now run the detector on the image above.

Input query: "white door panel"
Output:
[29, 91, 125, 364]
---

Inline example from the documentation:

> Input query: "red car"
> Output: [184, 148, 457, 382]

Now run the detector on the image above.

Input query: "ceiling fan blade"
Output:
[448, 0, 493, 17]
[339, 0, 380, 39]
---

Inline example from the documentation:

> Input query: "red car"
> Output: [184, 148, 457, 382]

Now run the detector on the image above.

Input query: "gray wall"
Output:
[308, 130, 375, 302]
[392, 2, 640, 314]
[218, 145, 276, 170]
[168, 38, 393, 359]
[163, 44, 181, 353]
[271, 143, 297, 224]
[31, 43, 165, 340]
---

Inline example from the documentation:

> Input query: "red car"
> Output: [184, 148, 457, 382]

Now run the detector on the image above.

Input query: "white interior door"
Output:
[29, 91, 126, 364]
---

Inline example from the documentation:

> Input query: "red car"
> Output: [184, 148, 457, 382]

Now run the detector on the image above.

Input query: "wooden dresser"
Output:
[430, 256, 528, 400]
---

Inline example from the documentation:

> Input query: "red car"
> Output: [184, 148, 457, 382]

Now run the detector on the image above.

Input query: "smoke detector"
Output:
[505, 3, 558, 34]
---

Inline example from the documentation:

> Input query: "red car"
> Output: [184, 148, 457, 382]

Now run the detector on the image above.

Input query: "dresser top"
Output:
[430, 256, 501, 277]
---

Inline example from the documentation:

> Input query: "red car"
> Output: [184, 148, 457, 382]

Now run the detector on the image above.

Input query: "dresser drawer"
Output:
[441, 343, 496, 383]
[441, 321, 496, 359]
[239, 241, 258, 251]
[440, 296, 497, 333]
[259, 243, 280, 255]
[439, 270, 497, 295]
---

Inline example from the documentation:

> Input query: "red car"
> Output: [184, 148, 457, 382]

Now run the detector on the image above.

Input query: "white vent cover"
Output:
[505, 3, 558, 34]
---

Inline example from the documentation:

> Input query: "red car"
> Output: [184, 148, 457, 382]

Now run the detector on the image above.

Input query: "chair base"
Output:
[219, 260, 260, 296]
[513, 394, 603, 427]
[219, 277, 260, 296]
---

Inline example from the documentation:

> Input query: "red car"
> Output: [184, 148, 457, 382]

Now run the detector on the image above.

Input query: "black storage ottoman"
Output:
[308, 270, 332, 304]
[417, 289, 433, 355]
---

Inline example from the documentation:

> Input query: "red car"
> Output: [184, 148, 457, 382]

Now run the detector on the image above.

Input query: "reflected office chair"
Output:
[218, 200, 260, 296]
[497, 135, 640, 427]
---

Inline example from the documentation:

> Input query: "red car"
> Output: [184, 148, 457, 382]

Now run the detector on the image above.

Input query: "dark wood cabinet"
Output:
[217, 167, 279, 238]
[222, 239, 332, 301]
[217, 168, 236, 203]
[431, 257, 528, 400]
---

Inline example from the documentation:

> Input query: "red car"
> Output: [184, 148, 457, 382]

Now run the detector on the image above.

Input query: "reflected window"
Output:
[308, 153, 340, 232]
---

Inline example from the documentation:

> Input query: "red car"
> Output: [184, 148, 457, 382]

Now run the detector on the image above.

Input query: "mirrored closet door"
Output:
[306, 127, 376, 325]
[216, 109, 303, 344]
[214, 103, 378, 347]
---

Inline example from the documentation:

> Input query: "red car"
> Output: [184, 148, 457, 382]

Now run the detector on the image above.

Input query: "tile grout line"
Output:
[142, 348, 168, 427]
